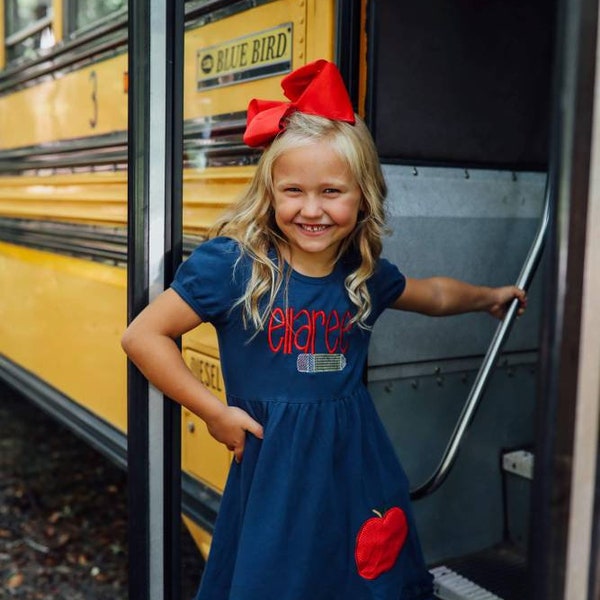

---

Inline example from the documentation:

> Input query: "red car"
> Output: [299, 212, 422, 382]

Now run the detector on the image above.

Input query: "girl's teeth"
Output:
[302, 224, 327, 232]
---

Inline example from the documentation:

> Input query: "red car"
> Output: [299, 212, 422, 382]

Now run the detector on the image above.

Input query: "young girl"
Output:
[121, 60, 526, 600]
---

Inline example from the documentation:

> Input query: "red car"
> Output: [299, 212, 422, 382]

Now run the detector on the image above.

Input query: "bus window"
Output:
[5, 0, 54, 63]
[64, 0, 127, 36]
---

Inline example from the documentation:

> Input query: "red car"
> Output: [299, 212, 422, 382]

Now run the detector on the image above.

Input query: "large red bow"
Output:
[243, 59, 355, 147]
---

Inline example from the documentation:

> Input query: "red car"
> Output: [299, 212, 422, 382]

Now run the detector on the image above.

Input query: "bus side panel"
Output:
[0, 54, 128, 150]
[0, 241, 128, 433]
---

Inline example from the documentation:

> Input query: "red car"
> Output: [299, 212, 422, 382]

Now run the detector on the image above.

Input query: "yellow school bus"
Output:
[2, 1, 600, 598]
[0, 0, 343, 561]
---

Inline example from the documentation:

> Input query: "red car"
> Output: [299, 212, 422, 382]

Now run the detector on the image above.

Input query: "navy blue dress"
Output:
[172, 237, 434, 600]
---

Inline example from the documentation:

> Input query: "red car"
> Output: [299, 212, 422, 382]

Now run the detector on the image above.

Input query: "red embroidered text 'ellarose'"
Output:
[267, 307, 353, 355]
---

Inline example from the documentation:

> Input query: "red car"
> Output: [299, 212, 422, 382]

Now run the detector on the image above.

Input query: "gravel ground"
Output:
[0, 382, 204, 599]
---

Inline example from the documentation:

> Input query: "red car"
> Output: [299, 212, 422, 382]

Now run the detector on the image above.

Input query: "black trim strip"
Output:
[127, 0, 186, 595]
[0, 116, 261, 173]
[0, 132, 128, 173]
[335, 0, 361, 111]
[197, 61, 291, 91]
[181, 473, 219, 535]
[184, 0, 278, 27]
[164, 0, 186, 595]
[0, 353, 127, 469]
[0, 353, 219, 535]
[126, 0, 154, 592]
[0, 218, 203, 264]
[530, 0, 598, 597]
[5, 15, 53, 48]
[363, 0, 378, 136]
[0, 218, 128, 264]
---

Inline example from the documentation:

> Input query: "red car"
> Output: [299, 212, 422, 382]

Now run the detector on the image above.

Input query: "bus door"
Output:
[361, 1, 554, 599]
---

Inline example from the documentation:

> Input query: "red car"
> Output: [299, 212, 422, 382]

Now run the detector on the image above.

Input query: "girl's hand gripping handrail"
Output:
[410, 175, 552, 500]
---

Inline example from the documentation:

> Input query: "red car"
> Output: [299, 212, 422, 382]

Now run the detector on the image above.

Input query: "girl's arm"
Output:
[121, 288, 263, 463]
[392, 277, 527, 319]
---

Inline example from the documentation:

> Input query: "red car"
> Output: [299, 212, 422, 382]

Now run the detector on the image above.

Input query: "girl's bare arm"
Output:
[121, 288, 263, 462]
[392, 277, 527, 319]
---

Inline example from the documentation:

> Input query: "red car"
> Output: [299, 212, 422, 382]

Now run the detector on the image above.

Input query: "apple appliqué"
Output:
[354, 507, 408, 580]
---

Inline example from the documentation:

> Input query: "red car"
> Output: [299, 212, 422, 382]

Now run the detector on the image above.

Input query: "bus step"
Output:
[431, 565, 503, 600]
[430, 543, 528, 600]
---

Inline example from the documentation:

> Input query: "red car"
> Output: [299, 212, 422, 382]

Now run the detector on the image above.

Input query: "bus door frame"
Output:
[126, 0, 185, 598]
[532, 0, 600, 598]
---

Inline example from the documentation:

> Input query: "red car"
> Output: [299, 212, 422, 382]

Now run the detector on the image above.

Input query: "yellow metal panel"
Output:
[182, 166, 254, 234]
[0, 54, 128, 150]
[182, 515, 212, 561]
[0, 0, 345, 552]
[180, 323, 231, 493]
[183, 0, 307, 120]
[0, 0, 338, 150]
[305, 0, 336, 62]
[0, 242, 128, 432]
[52, 0, 63, 44]
[0, 172, 128, 225]
[0, 239, 232, 493]
[0, 167, 253, 232]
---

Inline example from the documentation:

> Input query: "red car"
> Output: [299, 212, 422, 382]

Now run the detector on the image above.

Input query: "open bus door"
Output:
[359, 1, 600, 599]
[360, 1, 551, 598]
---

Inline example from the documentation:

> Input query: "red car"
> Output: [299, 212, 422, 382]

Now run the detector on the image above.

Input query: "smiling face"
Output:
[271, 139, 363, 276]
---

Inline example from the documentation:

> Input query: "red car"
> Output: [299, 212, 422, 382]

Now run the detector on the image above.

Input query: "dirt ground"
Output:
[0, 382, 204, 599]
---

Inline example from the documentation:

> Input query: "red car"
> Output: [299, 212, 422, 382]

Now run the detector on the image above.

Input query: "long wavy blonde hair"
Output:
[212, 111, 387, 331]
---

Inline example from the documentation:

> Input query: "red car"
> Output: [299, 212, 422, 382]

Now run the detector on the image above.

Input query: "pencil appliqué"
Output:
[297, 353, 347, 373]
[355, 507, 408, 580]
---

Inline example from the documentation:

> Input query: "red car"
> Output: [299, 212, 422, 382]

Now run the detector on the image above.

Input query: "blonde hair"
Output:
[212, 111, 387, 331]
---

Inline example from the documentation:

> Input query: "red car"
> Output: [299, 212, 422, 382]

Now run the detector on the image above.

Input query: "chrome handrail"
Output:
[410, 174, 553, 500]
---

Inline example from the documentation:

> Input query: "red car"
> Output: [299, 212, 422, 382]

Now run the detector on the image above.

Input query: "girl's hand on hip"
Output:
[206, 405, 264, 464]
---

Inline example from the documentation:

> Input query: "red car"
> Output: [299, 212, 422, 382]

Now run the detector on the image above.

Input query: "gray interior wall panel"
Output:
[370, 166, 546, 366]
[369, 364, 537, 563]
[367, 165, 543, 562]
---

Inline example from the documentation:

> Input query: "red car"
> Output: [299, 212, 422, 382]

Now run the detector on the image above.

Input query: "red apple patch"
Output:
[354, 507, 408, 580]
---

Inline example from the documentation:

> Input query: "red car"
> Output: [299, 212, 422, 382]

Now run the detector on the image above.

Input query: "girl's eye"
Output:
[285, 187, 301, 193]
[323, 188, 341, 195]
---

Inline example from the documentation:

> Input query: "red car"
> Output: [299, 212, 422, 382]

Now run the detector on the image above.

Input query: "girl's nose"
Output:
[301, 194, 323, 218]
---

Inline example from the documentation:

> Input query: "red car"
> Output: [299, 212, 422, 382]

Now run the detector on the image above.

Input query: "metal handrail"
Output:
[410, 174, 553, 500]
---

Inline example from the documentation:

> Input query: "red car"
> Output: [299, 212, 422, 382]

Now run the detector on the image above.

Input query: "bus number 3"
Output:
[89, 71, 98, 128]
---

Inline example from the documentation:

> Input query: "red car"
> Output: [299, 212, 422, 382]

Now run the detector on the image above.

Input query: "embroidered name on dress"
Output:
[268, 307, 353, 355]
[297, 353, 347, 373]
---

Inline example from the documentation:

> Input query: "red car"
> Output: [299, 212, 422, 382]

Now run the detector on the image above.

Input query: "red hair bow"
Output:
[243, 59, 356, 147]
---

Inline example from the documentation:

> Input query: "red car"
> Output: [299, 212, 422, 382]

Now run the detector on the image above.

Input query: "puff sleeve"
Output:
[170, 237, 244, 325]
[367, 258, 406, 323]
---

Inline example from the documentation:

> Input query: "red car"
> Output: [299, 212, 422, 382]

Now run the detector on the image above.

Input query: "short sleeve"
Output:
[367, 258, 406, 322]
[171, 237, 244, 324]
